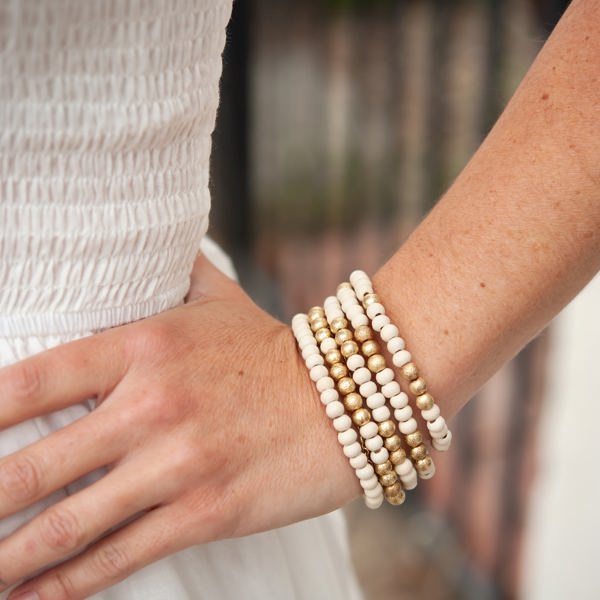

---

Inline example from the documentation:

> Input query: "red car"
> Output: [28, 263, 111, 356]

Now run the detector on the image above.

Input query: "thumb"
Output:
[185, 251, 241, 303]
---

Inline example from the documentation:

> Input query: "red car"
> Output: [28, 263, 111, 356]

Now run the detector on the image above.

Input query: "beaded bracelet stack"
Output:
[291, 270, 452, 509]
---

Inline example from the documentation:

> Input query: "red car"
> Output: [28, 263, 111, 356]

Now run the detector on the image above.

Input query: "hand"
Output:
[0, 255, 359, 599]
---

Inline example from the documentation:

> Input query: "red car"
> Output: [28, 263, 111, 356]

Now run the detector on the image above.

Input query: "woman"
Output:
[0, 0, 598, 598]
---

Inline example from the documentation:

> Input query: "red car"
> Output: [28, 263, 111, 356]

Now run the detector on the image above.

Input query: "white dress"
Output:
[0, 1, 363, 598]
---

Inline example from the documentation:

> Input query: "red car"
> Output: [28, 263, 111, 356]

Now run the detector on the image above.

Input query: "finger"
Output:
[0, 456, 164, 587]
[0, 332, 127, 428]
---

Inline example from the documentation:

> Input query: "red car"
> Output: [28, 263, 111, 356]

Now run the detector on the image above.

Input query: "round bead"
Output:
[422, 404, 441, 422]
[389, 448, 406, 465]
[352, 367, 371, 385]
[430, 424, 449, 440]
[361, 475, 379, 491]
[364, 485, 384, 500]
[301, 345, 319, 360]
[390, 392, 409, 409]
[427, 416, 447, 434]
[375, 368, 395, 386]
[386, 336, 405, 354]
[378, 419, 397, 438]
[316, 376, 334, 392]
[320, 388, 339, 405]
[329, 363, 348, 381]
[365, 436, 384, 452]
[384, 435, 402, 452]
[349, 269, 369, 285]
[292, 313, 308, 327]
[409, 377, 427, 396]
[353, 325, 373, 342]
[343, 392, 363, 412]
[340, 340, 359, 358]
[362, 293, 380, 307]
[333, 414, 352, 432]
[297, 334, 314, 350]
[374, 460, 393, 476]
[310, 317, 328, 332]
[400, 361, 419, 380]
[320, 337, 337, 353]
[365, 496, 384, 510]
[433, 430, 452, 451]
[305, 354, 324, 369]
[356, 464, 375, 480]
[352, 408, 371, 427]
[366, 392, 386, 409]
[401, 470, 419, 490]
[367, 354, 386, 373]
[381, 381, 401, 398]
[361, 340, 380, 357]
[372, 405, 391, 422]
[359, 381, 377, 398]
[416, 392, 434, 411]
[366, 303, 385, 319]
[416, 456, 433, 472]
[350, 453, 368, 469]
[384, 482, 404, 498]
[410, 444, 428, 461]
[346, 353, 365, 371]
[372, 314, 390, 332]
[330, 317, 348, 333]
[392, 350, 413, 369]
[360, 421, 379, 440]
[351, 314, 370, 328]
[371, 447, 390, 465]
[334, 329, 353, 345]
[308, 306, 325, 318]
[338, 428, 357, 446]
[399, 418, 418, 435]
[419, 465, 436, 480]
[336, 282, 352, 293]
[309, 365, 329, 382]
[344, 305, 364, 320]
[325, 400, 346, 419]
[405, 431, 423, 447]
[395, 458, 414, 477]
[394, 406, 413, 423]
[325, 349, 342, 366]
[354, 286, 371, 302]
[315, 328, 332, 344]
[385, 490, 406, 506]
[337, 377, 356, 395]
[379, 472, 398, 487]
[380, 323, 399, 343]
[343, 442, 363, 459]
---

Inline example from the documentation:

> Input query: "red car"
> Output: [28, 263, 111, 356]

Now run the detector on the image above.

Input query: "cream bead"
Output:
[359, 381, 377, 398]
[371, 314, 390, 332]
[351, 314, 369, 328]
[430, 425, 449, 440]
[375, 367, 395, 386]
[292, 313, 308, 328]
[333, 414, 352, 432]
[349, 453, 368, 469]
[352, 367, 371, 385]
[386, 337, 405, 354]
[319, 337, 337, 353]
[399, 418, 418, 434]
[433, 430, 452, 451]
[365, 495, 384, 510]
[366, 392, 386, 409]
[381, 381, 401, 398]
[400, 470, 418, 490]
[354, 286, 371, 301]
[390, 392, 409, 409]
[356, 464, 375, 481]
[366, 303, 385, 319]
[297, 334, 315, 350]
[372, 405, 391, 422]
[305, 354, 324, 369]
[392, 349, 412, 367]
[325, 400, 345, 419]
[371, 447, 390, 465]
[365, 436, 384, 452]
[422, 404, 441, 422]
[344, 304, 363, 319]
[349, 269, 369, 285]
[337, 428, 357, 446]
[379, 323, 399, 342]
[343, 442, 363, 459]
[394, 406, 413, 422]
[364, 484, 383, 499]
[301, 345, 319, 360]
[346, 353, 365, 371]
[316, 376, 334, 392]
[360, 476, 379, 491]
[427, 416, 446, 434]
[395, 458, 414, 477]
[310, 365, 329, 382]
[320, 388, 339, 405]
[359, 421, 379, 440]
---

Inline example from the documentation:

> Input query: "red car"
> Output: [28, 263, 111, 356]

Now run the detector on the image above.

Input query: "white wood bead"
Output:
[349, 453, 368, 469]
[365, 495, 384, 510]
[365, 435, 384, 452]
[386, 336, 405, 354]
[337, 428, 357, 446]
[430, 424, 449, 440]
[379, 323, 399, 342]
[352, 367, 371, 385]
[302, 345, 319, 360]
[371, 314, 390, 332]
[320, 388, 339, 405]
[366, 303, 385, 319]
[364, 484, 383, 499]
[337, 287, 354, 299]
[359, 421, 379, 440]
[346, 354, 365, 371]
[399, 418, 418, 434]
[310, 365, 328, 382]
[427, 416, 446, 434]
[390, 392, 409, 409]
[333, 414, 352, 432]
[372, 405, 391, 422]
[401, 470, 418, 490]
[340, 299, 357, 312]
[351, 314, 369, 328]
[375, 367, 395, 385]
[349, 270, 369, 285]
[316, 377, 334, 392]
[422, 404, 441, 422]
[356, 464, 375, 480]
[345, 305, 364, 320]
[392, 349, 412, 368]
[366, 392, 386, 409]
[305, 354, 324, 369]
[394, 406, 413, 423]
[319, 337, 337, 353]
[359, 381, 377, 398]
[323, 295, 338, 308]
[361, 475, 379, 491]
[395, 458, 414, 477]
[343, 442, 363, 459]
[371, 447, 390, 465]
[292, 313, 308, 328]
[354, 286, 371, 302]
[325, 400, 345, 419]
[381, 381, 401, 398]
[432, 430, 452, 451]
[298, 334, 315, 350]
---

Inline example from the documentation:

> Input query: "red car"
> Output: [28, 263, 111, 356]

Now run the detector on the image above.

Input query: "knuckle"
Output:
[129, 320, 172, 355]
[40, 507, 84, 552]
[93, 542, 131, 581]
[0, 454, 43, 503]
[47, 570, 77, 600]
[7, 361, 44, 401]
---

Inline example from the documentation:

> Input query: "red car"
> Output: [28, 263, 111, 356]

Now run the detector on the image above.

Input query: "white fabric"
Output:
[0, 2, 363, 598]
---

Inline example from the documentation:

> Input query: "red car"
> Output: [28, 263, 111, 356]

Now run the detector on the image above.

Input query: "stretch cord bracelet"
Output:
[322, 296, 406, 506]
[292, 310, 384, 509]
[349, 271, 453, 453]
[337, 284, 433, 481]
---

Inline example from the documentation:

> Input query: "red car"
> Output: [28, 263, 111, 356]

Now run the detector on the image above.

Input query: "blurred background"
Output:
[208, 1, 600, 599]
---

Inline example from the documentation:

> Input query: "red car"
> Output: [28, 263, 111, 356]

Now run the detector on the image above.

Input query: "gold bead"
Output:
[416, 456, 433, 472]
[410, 444, 428, 461]
[308, 306, 325, 320]
[416, 392, 434, 411]
[310, 317, 328, 332]
[353, 325, 373, 343]
[340, 340, 359, 358]
[400, 362, 419, 381]
[337, 377, 356, 395]
[409, 377, 427, 396]
[329, 363, 348, 380]
[362, 293, 380, 307]
[330, 317, 348, 334]
[378, 419, 397, 438]
[337, 282, 352, 293]
[352, 408, 371, 427]
[384, 434, 402, 452]
[380, 471, 398, 487]
[343, 392, 363, 411]
[325, 349, 342, 366]
[374, 460, 393, 476]
[389, 448, 406, 465]
[314, 328, 332, 344]
[384, 482, 403, 498]
[361, 339, 380, 357]
[335, 329, 353, 345]
[405, 431, 423, 447]
[367, 354, 386, 373]
[385, 489, 406, 506]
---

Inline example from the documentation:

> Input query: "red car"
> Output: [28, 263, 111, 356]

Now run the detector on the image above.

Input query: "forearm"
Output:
[374, 0, 600, 418]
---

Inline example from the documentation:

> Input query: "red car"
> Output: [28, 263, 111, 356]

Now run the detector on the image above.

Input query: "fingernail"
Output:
[10, 592, 40, 600]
